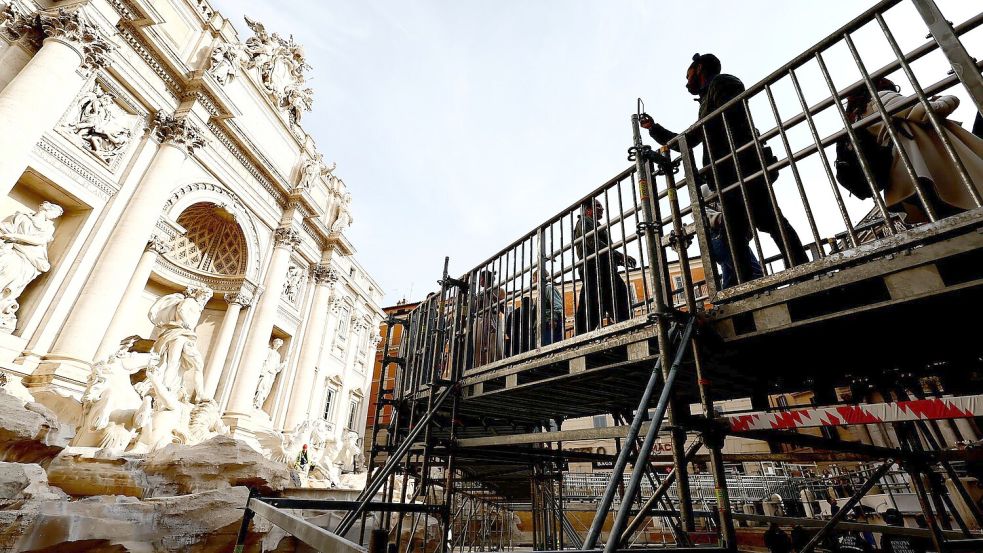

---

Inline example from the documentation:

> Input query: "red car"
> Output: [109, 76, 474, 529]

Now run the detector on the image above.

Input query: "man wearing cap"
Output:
[641, 53, 807, 285]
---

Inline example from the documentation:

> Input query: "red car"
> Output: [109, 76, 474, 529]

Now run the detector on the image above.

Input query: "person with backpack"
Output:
[842, 77, 983, 224]
[641, 53, 808, 286]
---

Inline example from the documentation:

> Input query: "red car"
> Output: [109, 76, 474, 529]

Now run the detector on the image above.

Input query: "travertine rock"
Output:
[12, 486, 252, 553]
[46, 452, 148, 498]
[142, 435, 290, 496]
[0, 461, 69, 552]
[0, 390, 69, 464]
[0, 462, 67, 502]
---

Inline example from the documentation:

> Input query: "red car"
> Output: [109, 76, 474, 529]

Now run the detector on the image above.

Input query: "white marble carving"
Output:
[243, 16, 312, 121]
[0, 201, 62, 333]
[282, 264, 303, 303]
[146, 284, 212, 403]
[253, 338, 285, 410]
[64, 84, 133, 162]
[71, 337, 158, 457]
[298, 152, 335, 190]
[330, 192, 353, 233]
[207, 42, 240, 85]
[336, 430, 365, 473]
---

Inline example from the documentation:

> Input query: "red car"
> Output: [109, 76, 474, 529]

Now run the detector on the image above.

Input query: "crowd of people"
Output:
[459, 51, 983, 369]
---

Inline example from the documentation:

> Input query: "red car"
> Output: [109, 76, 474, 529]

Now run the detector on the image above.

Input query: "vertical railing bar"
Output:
[786, 67, 860, 248]
[843, 32, 939, 223]
[720, 111, 770, 276]
[740, 97, 798, 269]
[762, 85, 825, 257]
[814, 50, 898, 235]
[876, 12, 982, 208]
[700, 125, 748, 285]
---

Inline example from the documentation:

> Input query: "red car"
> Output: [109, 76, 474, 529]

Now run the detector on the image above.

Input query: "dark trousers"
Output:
[720, 185, 808, 280]
[575, 259, 630, 333]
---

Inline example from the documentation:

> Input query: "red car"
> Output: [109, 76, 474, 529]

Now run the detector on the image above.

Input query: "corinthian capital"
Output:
[3, 6, 115, 71]
[151, 112, 207, 154]
[146, 236, 172, 255]
[273, 226, 301, 249]
[311, 264, 338, 285]
[225, 291, 254, 307]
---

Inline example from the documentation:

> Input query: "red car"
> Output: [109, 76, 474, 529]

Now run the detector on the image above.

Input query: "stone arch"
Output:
[168, 202, 248, 275]
[160, 183, 262, 279]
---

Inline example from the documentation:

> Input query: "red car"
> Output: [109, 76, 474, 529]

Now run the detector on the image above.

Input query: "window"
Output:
[347, 397, 361, 430]
[337, 306, 351, 341]
[322, 386, 337, 420]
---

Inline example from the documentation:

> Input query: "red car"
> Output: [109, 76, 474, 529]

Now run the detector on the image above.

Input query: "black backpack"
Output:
[834, 129, 895, 200]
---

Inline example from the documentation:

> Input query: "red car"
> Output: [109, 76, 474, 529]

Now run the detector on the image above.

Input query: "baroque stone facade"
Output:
[0, 1, 383, 542]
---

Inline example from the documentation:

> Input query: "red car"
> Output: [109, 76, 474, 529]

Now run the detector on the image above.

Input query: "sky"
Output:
[209, 0, 982, 305]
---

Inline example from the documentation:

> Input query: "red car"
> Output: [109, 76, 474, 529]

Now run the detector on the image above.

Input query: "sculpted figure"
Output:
[254, 338, 286, 410]
[299, 153, 335, 190]
[282, 265, 302, 302]
[243, 17, 311, 107]
[66, 87, 131, 161]
[308, 422, 341, 487]
[335, 430, 365, 473]
[131, 366, 189, 453]
[72, 337, 158, 457]
[176, 399, 228, 444]
[0, 202, 62, 333]
[147, 285, 211, 402]
[330, 193, 353, 233]
[208, 42, 240, 85]
[282, 84, 313, 125]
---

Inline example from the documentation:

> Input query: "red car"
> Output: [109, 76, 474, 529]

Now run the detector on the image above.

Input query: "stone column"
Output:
[94, 237, 172, 360]
[203, 291, 253, 400]
[0, 6, 113, 196]
[48, 114, 206, 366]
[224, 227, 300, 418]
[283, 265, 337, 429]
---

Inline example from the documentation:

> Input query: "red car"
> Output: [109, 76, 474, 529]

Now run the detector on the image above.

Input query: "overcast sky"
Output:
[209, 0, 981, 305]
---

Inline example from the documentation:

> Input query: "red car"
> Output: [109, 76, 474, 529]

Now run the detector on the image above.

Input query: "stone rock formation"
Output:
[141, 435, 290, 496]
[0, 390, 69, 464]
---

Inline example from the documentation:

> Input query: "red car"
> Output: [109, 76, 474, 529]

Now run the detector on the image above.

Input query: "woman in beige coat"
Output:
[852, 79, 983, 223]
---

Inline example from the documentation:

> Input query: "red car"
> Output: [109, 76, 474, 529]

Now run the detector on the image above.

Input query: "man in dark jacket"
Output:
[641, 53, 808, 284]
[574, 199, 636, 333]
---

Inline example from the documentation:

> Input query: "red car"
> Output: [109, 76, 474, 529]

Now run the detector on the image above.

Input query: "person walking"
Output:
[574, 200, 635, 333]
[641, 53, 808, 282]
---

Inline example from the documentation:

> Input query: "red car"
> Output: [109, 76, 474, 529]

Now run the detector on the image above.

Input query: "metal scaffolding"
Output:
[235, 1, 983, 551]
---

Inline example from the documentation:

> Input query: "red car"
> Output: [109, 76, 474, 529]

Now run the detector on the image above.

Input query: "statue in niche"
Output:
[335, 429, 366, 473]
[282, 265, 303, 302]
[208, 42, 240, 85]
[298, 153, 335, 190]
[0, 201, 63, 333]
[65, 86, 132, 162]
[144, 285, 212, 403]
[253, 338, 286, 410]
[330, 193, 353, 234]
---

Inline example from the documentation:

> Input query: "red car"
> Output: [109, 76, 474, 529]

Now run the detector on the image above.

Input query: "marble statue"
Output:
[207, 42, 239, 85]
[298, 152, 335, 190]
[282, 265, 302, 303]
[65, 85, 131, 162]
[335, 429, 365, 473]
[330, 193, 353, 234]
[253, 338, 286, 410]
[71, 337, 159, 457]
[177, 398, 228, 444]
[243, 16, 311, 108]
[282, 84, 313, 125]
[146, 285, 212, 403]
[306, 420, 341, 488]
[0, 201, 63, 333]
